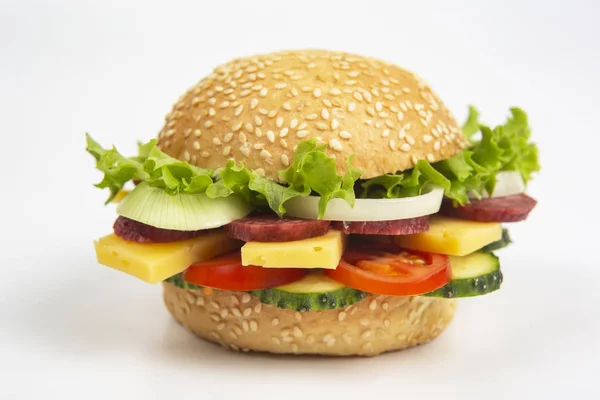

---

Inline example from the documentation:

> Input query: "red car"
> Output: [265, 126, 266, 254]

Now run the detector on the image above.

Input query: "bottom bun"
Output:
[163, 282, 456, 356]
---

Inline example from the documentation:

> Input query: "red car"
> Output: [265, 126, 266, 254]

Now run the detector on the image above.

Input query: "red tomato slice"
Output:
[183, 251, 307, 291]
[326, 243, 451, 296]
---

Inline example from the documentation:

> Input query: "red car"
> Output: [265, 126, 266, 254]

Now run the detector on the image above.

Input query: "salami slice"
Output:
[113, 216, 206, 243]
[331, 216, 429, 235]
[439, 193, 537, 222]
[225, 215, 331, 242]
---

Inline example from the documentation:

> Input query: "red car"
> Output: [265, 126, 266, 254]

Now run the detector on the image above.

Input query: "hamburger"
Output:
[86, 49, 540, 356]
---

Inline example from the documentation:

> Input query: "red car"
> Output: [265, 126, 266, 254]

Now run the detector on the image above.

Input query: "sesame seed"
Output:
[406, 135, 415, 145]
[323, 333, 334, 343]
[382, 129, 390, 137]
[282, 336, 293, 343]
[375, 102, 383, 112]
[427, 153, 435, 162]
[250, 320, 258, 331]
[266, 130, 275, 143]
[339, 130, 352, 140]
[240, 144, 250, 157]
[222, 146, 231, 156]
[313, 88, 322, 98]
[363, 91, 372, 103]
[210, 313, 220, 322]
[291, 88, 299, 96]
[401, 143, 411, 152]
[220, 309, 229, 319]
[366, 106, 376, 117]
[283, 102, 292, 111]
[201, 151, 209, 158]
[398, 128, 406, 139]
[240, 89, 251, 97]
[389, 139, 397, 150]
[217, 322, 226, 331]
[245, 123, 254, 132]
[254, 115, 263, 126]
[254, 303, 262, 313]
[208, 97, 216, 105]
[362, 329, 372, 339]
[298, 122, 307, 130]
[338, 311, 347, 321]
[331, 119, 339, 130]
[279, 127, 288, 137]
[434, 141, 441, 151]
[211, 332, 220, 340]
[276, 117, 284, 127]
[165, 129, 176, 137]
[400, 103, 408, 112]
[223, 132, 233, 143]
[274, 82, 287, 89]
[281, 154, 289, 166]
[316, 122, 328, 130]
[250, 98, 258, 109]
[360, 318, 369, 327]
[225, 307, 239, 318]
[321, 109, 330, 119]
[293, 327, 303, 337]
[348, 102, 356, 112]
[242, 320, 249, 332]
[297, 130, 309, 138]
[258, 107, 268, 115]
[243, 307, 252, 317]
[385, 119, 394, 128]
[239, 132, 247, 142]
[260, 149, 271, 159]
[280, 139, 288, 149]
[306, 113, 318, 120]
[183, 128, 191, 138]
[329, 138, 343, 151]
[204, 120, 214, 128]
[241, 293, 251, 303]
[272, 317, 279, 326]
[271, 337, 281, 345]
[193, 141, 201, 150]
[212, 137, 222, 146]
[259, 88, 268, 97]
[290, 119, 298, 129]
[195, 296, 204, 306]
[423, 134, 433, 143]
[281, 328, 291, 337]
[382, 301, 389, 311]
[353, 92, 363, 101]
[218, 101, 229, 109]
[402, 87, 411, 93]
[345, 79, 356, 86]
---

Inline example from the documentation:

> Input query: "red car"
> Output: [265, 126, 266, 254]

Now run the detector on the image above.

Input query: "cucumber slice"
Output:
[423, 251, 503, 298]
[482, 229, 511, 252]
[250, 271, 366, 312]
[117, 182, 251, 231]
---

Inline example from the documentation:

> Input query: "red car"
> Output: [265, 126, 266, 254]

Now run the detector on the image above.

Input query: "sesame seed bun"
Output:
[163, 282, 456, 356]
[156, 49, 467, 181]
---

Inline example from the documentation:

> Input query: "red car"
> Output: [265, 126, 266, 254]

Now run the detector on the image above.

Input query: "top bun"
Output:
[156, 49, 467, 181]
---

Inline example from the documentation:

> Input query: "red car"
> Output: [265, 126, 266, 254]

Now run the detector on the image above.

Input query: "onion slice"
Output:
[284, 187, 444, 221]
[478, 171, 526, 199]
[117, 183, 251, 231]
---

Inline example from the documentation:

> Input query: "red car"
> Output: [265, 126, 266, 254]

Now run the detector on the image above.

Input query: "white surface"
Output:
[1, 0, 599, 398]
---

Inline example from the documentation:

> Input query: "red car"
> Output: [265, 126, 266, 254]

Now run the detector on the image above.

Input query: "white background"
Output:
[1, 0, 599, 398]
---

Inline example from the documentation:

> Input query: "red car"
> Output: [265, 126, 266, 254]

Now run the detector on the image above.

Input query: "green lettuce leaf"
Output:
[361, 107, 540, 204]
[86, 135, 361, 218]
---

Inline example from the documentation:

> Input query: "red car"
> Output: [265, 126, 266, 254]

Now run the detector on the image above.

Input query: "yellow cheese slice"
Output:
[241, 230, 346, 269]
[392, 216, 502, 256]
[93, 231, 241, 284]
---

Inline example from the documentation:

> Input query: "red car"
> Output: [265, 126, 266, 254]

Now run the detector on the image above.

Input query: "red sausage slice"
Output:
[225, 215, 331, 242]
[439, 193, 537, 222]
[113, 216, 207, 243]
[331, 216, 429, 235]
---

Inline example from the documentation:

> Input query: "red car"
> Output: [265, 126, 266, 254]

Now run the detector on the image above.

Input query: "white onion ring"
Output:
[284, 187, 444, 221]
[477, 171, 526, 198]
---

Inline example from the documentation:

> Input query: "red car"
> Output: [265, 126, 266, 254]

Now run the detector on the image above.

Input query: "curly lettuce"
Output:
[361, 107, 540, 205]
[86, 135, 361, 218]
[87, 106, 539, 216]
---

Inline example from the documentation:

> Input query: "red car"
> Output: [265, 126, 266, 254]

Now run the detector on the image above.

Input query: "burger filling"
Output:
[87, 106, 539, 309]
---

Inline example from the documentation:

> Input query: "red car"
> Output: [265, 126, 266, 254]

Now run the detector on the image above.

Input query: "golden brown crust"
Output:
[156, 49, 467, 181]
[163, 282, 456, 356]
